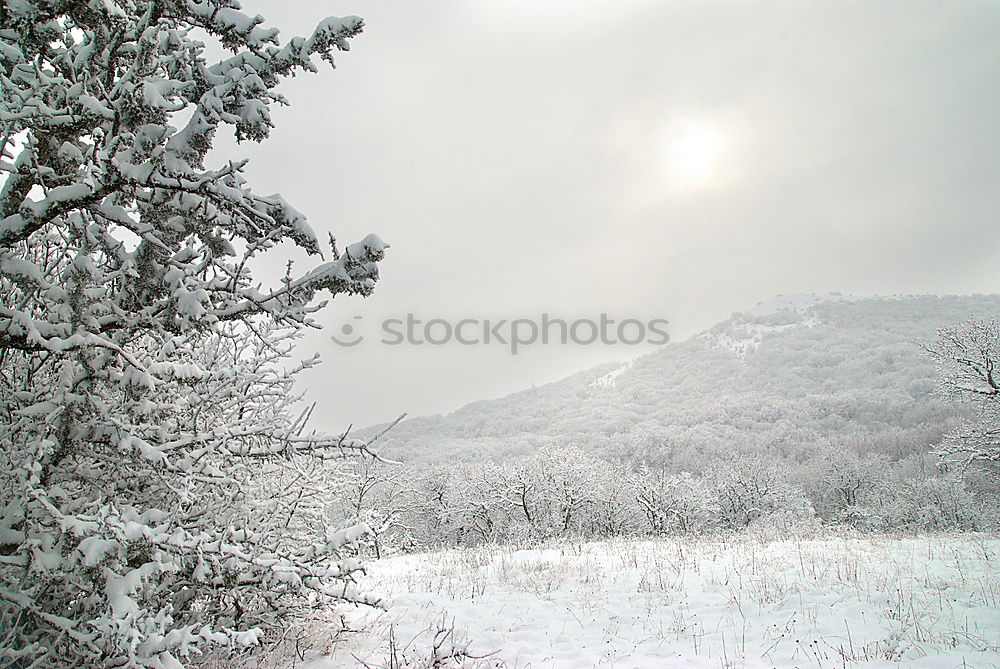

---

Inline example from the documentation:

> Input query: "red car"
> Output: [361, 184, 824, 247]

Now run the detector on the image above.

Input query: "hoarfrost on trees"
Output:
[0, 1, 393, 666]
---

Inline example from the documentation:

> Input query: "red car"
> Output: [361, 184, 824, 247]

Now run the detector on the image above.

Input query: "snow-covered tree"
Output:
[330, 458, 426, 557]
[804, 449, 888, 521]
[709, 456, 813, 530]
[0, 2, 390, 665]
[925, 319, 1000, 463]
[636, 468, 717, 535]
[524, 444, 606, 537]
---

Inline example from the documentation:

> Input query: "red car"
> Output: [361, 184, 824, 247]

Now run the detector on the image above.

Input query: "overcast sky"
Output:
[225, 0, 1000, 431]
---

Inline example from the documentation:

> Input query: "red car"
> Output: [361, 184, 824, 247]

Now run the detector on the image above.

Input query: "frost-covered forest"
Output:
[370, 296, 999, 467]
[1, 1, 998, 668]
[330, 296, 1000, 556]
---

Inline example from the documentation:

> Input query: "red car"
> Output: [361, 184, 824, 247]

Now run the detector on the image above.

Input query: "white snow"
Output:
[700, 292, 851, 357]
[306, 533, 1000, 668]
[590, 361, 633, 388]
[702, 319, 814, 357]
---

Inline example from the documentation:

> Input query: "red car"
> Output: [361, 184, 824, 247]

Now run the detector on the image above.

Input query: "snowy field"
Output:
[299, 533, 1000, 668]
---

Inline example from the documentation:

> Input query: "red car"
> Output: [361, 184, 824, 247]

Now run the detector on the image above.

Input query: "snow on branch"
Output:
[0, 2, 392, 666]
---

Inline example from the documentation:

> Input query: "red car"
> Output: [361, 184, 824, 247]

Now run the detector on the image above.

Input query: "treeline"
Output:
[327, 444, 995, 556]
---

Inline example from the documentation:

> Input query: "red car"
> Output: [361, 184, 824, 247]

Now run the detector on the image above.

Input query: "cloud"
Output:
[230, 0, 1000, 429]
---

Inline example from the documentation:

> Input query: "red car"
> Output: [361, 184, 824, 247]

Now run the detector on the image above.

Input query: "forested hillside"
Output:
[373, 294, 1000, 468]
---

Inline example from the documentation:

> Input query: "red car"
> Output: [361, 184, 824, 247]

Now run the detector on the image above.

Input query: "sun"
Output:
[666, 126, 724, 182]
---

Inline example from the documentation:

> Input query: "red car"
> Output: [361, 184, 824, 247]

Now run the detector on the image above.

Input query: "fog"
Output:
[227, 0, 1000, 429]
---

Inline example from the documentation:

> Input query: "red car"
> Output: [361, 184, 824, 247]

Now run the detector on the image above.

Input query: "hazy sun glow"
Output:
[667, 126, 724, 181]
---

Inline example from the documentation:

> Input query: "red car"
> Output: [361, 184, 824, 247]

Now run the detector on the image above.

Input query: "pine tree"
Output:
[0, 1, 390, 665]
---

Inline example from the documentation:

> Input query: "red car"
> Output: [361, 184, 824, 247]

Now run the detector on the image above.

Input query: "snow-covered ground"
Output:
[701, 292, 844, 357]
[591, 360, 634, 388]
[302, 533, 1000, 668]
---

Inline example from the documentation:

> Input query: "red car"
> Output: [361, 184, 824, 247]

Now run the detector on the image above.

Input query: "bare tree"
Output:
[925, 319, 1000, 463]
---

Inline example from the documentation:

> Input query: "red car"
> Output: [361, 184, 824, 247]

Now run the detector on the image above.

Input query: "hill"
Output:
[370, 294, 1000, 469]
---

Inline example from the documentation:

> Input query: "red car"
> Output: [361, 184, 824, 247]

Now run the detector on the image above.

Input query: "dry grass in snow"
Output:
[296, 533, 1000, 668]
